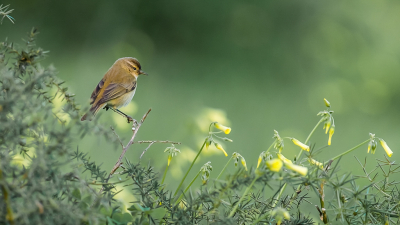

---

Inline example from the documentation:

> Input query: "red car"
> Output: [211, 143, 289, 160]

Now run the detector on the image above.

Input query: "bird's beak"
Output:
[139, 70, 148, 76]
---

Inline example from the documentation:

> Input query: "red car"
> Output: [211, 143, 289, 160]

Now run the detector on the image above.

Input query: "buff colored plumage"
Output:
[81, 57, 147, 122]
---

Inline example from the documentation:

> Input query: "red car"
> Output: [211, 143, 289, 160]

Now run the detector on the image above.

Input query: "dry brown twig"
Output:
[98, 108, 180, 194]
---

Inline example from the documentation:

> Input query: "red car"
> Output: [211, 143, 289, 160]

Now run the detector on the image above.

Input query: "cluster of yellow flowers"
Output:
[259, 99, 394, 179]
[368, 133, 393, 157]
[320, 98, 335, 146]
[232, 152, 247, 171]
[260, 133, 310, 176]
[204, 122, 232, 156]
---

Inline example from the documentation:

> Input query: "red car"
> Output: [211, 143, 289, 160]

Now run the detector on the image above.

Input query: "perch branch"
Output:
[98, 108, 152, 194]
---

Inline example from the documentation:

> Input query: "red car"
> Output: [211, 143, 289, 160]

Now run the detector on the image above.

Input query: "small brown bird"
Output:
[81, 57, 147, 122]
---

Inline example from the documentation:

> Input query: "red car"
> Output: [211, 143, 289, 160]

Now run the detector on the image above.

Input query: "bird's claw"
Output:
[127, 116, 133, 123]
[127, 116, 138, 125]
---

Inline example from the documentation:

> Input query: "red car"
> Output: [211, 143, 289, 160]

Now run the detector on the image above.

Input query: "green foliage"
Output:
[0, 29, 118, 225]
[1, 29, 399, 225]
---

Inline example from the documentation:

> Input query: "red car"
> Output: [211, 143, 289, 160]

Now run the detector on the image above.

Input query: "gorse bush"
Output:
[1, 29, 399, 225]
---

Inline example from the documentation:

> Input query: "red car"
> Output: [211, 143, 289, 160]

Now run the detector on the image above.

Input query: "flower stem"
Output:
[276, 117, 325, 208]
[216, 156, 233, 180]
[272, 183, 286, 208]
[296, 117, 325, 161]
[330, 139, 369, 161]
[174, 171, 201, 205]
[173, 140, 206, 197]
[161, 163, 169, 185]
[265, 142, 274, 154]
[228, 175, 259, 218]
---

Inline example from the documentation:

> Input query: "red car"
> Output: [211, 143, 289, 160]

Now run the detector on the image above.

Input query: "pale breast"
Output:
[108, 88, 136, 109]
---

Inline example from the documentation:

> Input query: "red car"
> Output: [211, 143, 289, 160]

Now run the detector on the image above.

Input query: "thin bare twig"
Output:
[134, 140, 181, 145]
[88, 178, 130, 186]
[94, 108, 181, 201]
[110, 126, 124, 147]
[96, 109, 152, 196]
[138, 140, 181, 160]
[140, 142, 156, 159]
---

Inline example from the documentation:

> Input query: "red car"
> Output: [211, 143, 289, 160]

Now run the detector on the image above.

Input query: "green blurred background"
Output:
[2, 0, 399, 209]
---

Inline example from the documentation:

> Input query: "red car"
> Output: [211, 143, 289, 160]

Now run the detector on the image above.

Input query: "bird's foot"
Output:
[127, 116, 138, 125]
[127, 116, 133, 123]
[104, 106, 110, 111]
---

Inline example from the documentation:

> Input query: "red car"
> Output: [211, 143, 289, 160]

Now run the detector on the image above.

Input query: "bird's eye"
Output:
[133, 67, 137, 70]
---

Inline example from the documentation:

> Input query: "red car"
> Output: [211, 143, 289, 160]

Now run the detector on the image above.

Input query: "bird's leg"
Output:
[107, 107, 137, 124]
[116, 109, 135, 124]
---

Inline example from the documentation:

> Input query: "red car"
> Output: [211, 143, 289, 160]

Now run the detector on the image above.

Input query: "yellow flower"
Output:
[367, 141, 371, 153]
[277, 153, 292, 164]
[368, 140, 376, 154]
[168, 155, 172, 166]
[215, 143, 228, 156]
[205, 138, 211, 150]
[164, 145, 180, 165]
[257, 156, 262, 169]
[271, 207, 290, 225]
[325, 119, 331, 134]
[233, 152, 247, 170]
[214, 122, 231, 134]
[308, 158, 323, 169]
[241, 158, 248, 171]
[328, 125, 335, 145]
[266, 158, 283, 172]
[324, 98, 330, 107]
[285, 163, 308, 176]
[379, 139, 393, 157]
[291, 138, 310, 151]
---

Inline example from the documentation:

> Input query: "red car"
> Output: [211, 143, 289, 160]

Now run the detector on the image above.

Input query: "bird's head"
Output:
[120, 57, 147, 78]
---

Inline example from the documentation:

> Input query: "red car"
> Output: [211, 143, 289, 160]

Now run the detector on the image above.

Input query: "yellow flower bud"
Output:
[277, 153, 292, 164]
[215, 143, 228, 156]
[371, 141, 377, 154]
[285, 163, 308, 176]
[241, 158, 247, 171]
[271, 207, 290, 225]
[308, 158, 323, 169]
[379, 139, 393, 157]
[257, 156, 262, 169]
[291, 138, 310, 151]
[367, 141, 372, 153]
[325, 119, 331, 134]
[328, 125, 335, 145]
[167, 155, 172, 166]
[214, 122, 231, 134]
[164, 145, 180, 166]
[205, 139, 211, 150]
[266, 158, 283, 172]
[324, 98, 330, 107]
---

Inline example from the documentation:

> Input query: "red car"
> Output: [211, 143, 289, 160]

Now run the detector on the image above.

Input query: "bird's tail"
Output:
[81, 104, 105, 121]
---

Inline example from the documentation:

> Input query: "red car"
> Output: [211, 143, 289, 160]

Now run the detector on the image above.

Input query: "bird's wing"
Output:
[97, 80, 136, 105]
[89, 79, 105, 105]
